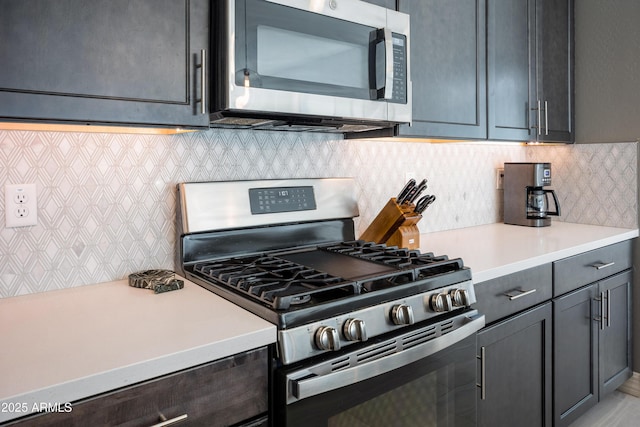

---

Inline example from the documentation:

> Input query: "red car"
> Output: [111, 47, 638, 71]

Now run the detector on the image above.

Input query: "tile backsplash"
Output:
[0, 129, 636, 297]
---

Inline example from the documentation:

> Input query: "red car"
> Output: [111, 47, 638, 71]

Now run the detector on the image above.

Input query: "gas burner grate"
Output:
[321, 240, 465, 279]
[321, 241, 421, 268]
[193, 255, 360, 310]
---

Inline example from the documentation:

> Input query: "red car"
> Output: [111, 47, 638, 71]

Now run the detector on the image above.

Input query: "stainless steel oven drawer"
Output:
[553, 240, 633, 297]
[474, 264, 552, 324]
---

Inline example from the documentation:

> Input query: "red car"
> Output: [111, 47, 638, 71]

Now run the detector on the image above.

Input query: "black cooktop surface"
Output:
[189, 241, 469, 314]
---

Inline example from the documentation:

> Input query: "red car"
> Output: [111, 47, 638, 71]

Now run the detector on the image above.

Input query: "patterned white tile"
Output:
[0, 127, 637, 298]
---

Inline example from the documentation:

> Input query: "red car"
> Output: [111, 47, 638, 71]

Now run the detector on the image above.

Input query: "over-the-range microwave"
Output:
[210, 0, 411, 133]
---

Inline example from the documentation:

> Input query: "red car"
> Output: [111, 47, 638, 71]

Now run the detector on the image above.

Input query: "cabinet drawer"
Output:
[474, 264, 552, 324]
[553, 240, 633, 297]
[8, 347, 268, 427]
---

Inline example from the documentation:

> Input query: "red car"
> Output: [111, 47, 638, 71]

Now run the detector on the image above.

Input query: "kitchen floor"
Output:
[570, 390, 640, 426]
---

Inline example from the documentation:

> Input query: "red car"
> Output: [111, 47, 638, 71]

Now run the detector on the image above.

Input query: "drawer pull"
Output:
[504, 288, 537, 301]
[592, 261, 615, 270]
[151, 414, 188, 427]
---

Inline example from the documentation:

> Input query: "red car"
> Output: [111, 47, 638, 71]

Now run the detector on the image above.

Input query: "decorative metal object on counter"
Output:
[128, 269, 184, 294]
[360, 178, 436, 249]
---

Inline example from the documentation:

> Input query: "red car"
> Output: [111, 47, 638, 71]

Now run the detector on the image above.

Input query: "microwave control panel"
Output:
[391, 33, 408, 104]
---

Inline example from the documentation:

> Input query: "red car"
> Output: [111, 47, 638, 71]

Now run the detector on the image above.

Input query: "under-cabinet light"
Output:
[0, 122, 198, 135]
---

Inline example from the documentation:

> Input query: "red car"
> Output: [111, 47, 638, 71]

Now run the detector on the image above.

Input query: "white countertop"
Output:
[0, 278, 276, 423]
[421, 222, 638, 284]
[1, 222, 637, 422]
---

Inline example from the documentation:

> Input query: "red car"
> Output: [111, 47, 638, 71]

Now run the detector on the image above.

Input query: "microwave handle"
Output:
[371, 28, 394, 100]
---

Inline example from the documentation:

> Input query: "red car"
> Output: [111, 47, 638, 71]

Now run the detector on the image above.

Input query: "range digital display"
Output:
[249, 186, 317, 214]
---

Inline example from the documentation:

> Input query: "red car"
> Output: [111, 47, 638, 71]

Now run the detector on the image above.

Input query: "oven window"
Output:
[328, 370, 442, 426]
[277, 334, 477, 427]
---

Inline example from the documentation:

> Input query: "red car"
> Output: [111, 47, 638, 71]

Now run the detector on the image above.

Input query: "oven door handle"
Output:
[288, 312, 485, 403]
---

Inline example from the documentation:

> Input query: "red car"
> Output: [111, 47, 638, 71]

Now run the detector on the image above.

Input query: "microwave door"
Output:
[231, 0, 389, 120]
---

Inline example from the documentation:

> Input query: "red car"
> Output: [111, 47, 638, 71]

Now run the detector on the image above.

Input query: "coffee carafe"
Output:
[504, 162, 561, 227]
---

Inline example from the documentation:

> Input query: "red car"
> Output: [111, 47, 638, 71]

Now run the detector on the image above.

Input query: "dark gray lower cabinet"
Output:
[553, 284, 598, 426]
[599, 271, 633, 395]
[5, 347, 268, 427]
[477, 302, 552, 427]
[553, 270, 632, 426]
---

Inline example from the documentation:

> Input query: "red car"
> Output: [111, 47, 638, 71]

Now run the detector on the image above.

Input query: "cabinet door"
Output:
[9, 348, 268, 427]
[487, 0, 536, 141]
[553, 284, 598, 427]
[0, 0, 209, 128]
[397, 0, 487, 139]
[477, 302, 552, 427]
[599, 270, 632, 396]
[536, 0, 574, 142]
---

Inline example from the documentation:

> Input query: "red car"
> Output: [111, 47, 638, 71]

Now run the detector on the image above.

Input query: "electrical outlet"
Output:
[496, 168, 504, 190]
[5, 184, 37, 227]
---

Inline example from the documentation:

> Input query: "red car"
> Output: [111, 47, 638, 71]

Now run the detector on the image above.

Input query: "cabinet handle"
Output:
[606, 289, 611, 328]
[595, 293, 605, 330]
[544, 100, 549, 135]
[151, 414, 188, 427]
[199, 49, 207, 115]
[592, 261, 615, 270]
[477, 346, 486, 400]
[504, 288, 537, 301]
[537, 100, 542, 135]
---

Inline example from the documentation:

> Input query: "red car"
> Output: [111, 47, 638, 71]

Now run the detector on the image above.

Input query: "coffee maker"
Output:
[504, 162, 561, 227]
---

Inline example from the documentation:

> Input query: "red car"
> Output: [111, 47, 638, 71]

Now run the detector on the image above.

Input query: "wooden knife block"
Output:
[360, 198, 422, 249]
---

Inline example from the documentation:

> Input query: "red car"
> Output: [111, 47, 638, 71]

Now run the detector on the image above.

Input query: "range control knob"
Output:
[430, 293, 453, 312]
[449, 288, 470, 307]
[315, 326, 341, 351]
[343, 318, 368, 342]
[390, 304, 415, 325]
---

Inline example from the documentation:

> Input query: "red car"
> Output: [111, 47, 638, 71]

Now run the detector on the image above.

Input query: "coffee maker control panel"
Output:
[533, 163, 552, 186]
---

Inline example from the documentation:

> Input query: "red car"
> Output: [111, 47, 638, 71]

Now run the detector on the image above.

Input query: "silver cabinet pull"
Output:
[477, 346, 486, 400]
[544, 100, 549, 135]
[504, 288, 537, 301]
[151, 414, 188, 427]
[198, 49, 207, 114]
[537, 99, 542, 135]
[606, 289, 611, 328]
[592, 261, 615, 270]
[595, 293, 605, 330]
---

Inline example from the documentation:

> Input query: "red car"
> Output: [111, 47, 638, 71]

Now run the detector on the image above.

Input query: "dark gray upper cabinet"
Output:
[488, 0, 574, 142]
[397, 0, 487, 139]
[0, 0, 209, 128]
[538, 0, 574, 142]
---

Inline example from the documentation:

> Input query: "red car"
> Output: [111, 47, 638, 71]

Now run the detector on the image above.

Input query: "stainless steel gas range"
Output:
[176, 178, 484, 427]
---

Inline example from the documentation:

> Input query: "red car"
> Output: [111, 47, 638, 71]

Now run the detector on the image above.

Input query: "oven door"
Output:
[274, 311, 484, 427]
[227, 0, 409, 121]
